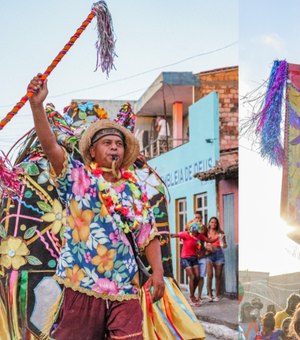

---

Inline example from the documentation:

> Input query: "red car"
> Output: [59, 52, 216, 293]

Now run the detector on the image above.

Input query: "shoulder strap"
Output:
[125, 232, 151, 279]
[99, 189, 151, 279]
[245, 320, 259, 338]
[245, 320, 254, 338]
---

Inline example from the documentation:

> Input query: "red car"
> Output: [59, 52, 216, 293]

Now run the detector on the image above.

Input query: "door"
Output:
[223, 193, 237, 294]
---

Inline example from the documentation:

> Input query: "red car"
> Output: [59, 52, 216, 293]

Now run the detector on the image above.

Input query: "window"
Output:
[194, 192, 208, 225]
[176, 198, 187, 285]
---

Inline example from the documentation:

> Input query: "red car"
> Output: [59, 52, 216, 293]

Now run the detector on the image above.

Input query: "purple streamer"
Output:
[255, 60, 288, 166]
[92, 1, 117, 77]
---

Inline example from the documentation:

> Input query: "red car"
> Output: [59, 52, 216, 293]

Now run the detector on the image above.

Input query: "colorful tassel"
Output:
[114, 103, 136, 132]
[260, 60, 287, 165]
[93, 1, 116, 76]
[244, 60, 288, 166]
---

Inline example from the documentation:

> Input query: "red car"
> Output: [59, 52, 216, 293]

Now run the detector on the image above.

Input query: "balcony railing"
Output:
[140, 138, 189, 159]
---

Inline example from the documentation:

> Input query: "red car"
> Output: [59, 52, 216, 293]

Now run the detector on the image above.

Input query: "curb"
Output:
[201, 321, 238, 340]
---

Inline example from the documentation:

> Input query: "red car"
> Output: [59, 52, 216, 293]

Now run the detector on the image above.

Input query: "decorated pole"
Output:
[0, 0, 115, 131]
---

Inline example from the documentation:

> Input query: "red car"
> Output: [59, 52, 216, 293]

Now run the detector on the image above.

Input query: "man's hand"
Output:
[146, 271, 165, 303]
[28, 73, 48, 107]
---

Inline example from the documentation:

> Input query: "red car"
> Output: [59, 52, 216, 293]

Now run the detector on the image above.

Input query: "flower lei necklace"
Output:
[88, 162, 148, 233]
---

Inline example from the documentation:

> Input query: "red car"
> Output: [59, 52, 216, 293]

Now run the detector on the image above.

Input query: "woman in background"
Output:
[289, 303, 300, 339]
[205, 216, 227, 302]
[256, 312, 283, 339]
[279, 317, 293, 340]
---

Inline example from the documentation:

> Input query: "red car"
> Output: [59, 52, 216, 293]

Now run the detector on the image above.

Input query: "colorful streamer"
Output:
[114, 103, 136, 132]
[257, 60, 288, 165]
[242, 60, 288, 166]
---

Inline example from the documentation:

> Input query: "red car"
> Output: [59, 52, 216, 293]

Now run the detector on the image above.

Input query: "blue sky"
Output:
[239, 0, 300, 274]
[0, 0, 238, 153]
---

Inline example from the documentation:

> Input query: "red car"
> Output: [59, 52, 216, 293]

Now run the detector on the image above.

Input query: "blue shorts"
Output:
[181, 257, 198, 269]
[198, 257, 207, 277]
[207, 248, 225, 265]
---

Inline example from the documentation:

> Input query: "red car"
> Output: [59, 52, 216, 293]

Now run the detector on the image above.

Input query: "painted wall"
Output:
[148, 92, 220, 276]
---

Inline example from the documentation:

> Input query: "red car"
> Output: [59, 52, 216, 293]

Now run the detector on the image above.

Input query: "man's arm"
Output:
[170, 233, 179, 238]
[28, 74, 65, 175]
[144, 237, 164, 303]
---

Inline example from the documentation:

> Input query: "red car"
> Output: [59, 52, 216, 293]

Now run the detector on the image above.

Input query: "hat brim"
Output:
[79, 119, 140, 168]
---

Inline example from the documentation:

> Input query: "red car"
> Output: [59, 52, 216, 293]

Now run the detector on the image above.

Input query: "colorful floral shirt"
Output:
[52, 152, 158, 301]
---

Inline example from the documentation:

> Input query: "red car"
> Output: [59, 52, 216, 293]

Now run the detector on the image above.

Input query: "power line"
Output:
[239, 144, 260, 154]
[48, 42, 237, 98]
[0, 41, 238, 108]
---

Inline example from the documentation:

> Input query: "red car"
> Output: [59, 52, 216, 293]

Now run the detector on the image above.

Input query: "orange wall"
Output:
[172, 102, 183, 147]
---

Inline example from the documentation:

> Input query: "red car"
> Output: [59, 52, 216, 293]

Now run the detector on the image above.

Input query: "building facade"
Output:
[133, 66, 238, 296]
[194, 67, 238, 297]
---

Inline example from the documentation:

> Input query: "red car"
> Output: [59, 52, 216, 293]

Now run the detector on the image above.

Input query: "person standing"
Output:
[255, 312, 283, 339]
[289, 303, 300, 339]
[205, 216, 227, 302]
[28, 74, 165, 339]
[275, 294, 300, 330]
[252, 297, 264, 323]
[193, 211, 208, 304]
[279, 317, 292, 340]
[155, 115, 170, 152]
[239, 302, 261, 340]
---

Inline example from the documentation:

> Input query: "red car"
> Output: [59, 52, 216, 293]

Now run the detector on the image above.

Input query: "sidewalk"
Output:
[182, 288, 239, 339]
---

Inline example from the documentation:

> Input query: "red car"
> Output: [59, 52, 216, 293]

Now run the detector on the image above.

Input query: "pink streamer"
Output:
[36, 229, 59, 259]
[9, 270, 18, 306]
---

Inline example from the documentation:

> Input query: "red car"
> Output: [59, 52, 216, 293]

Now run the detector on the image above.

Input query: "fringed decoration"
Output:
[259, 60, 288, 165]
[114, 103, 136, 132]
[0, 1, 115, 131]
[0, 152, 23, 199]
[92, 1, 116, 76]
[248, 60, 288, 166]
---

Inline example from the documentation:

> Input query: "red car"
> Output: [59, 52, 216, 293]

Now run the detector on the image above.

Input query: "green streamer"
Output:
[19, 271, 28, 321]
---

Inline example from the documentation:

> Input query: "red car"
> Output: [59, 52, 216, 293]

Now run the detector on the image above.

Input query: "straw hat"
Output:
[79, 119, 140, 168]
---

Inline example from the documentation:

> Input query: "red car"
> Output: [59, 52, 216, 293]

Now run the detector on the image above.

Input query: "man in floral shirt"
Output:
[28, 74, 165, 339]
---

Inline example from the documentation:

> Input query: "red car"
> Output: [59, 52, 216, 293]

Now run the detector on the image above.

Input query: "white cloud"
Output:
[259, 33, 284, 51]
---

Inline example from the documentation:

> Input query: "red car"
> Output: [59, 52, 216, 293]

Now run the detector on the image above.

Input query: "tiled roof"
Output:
[194, 160, 238, 181]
